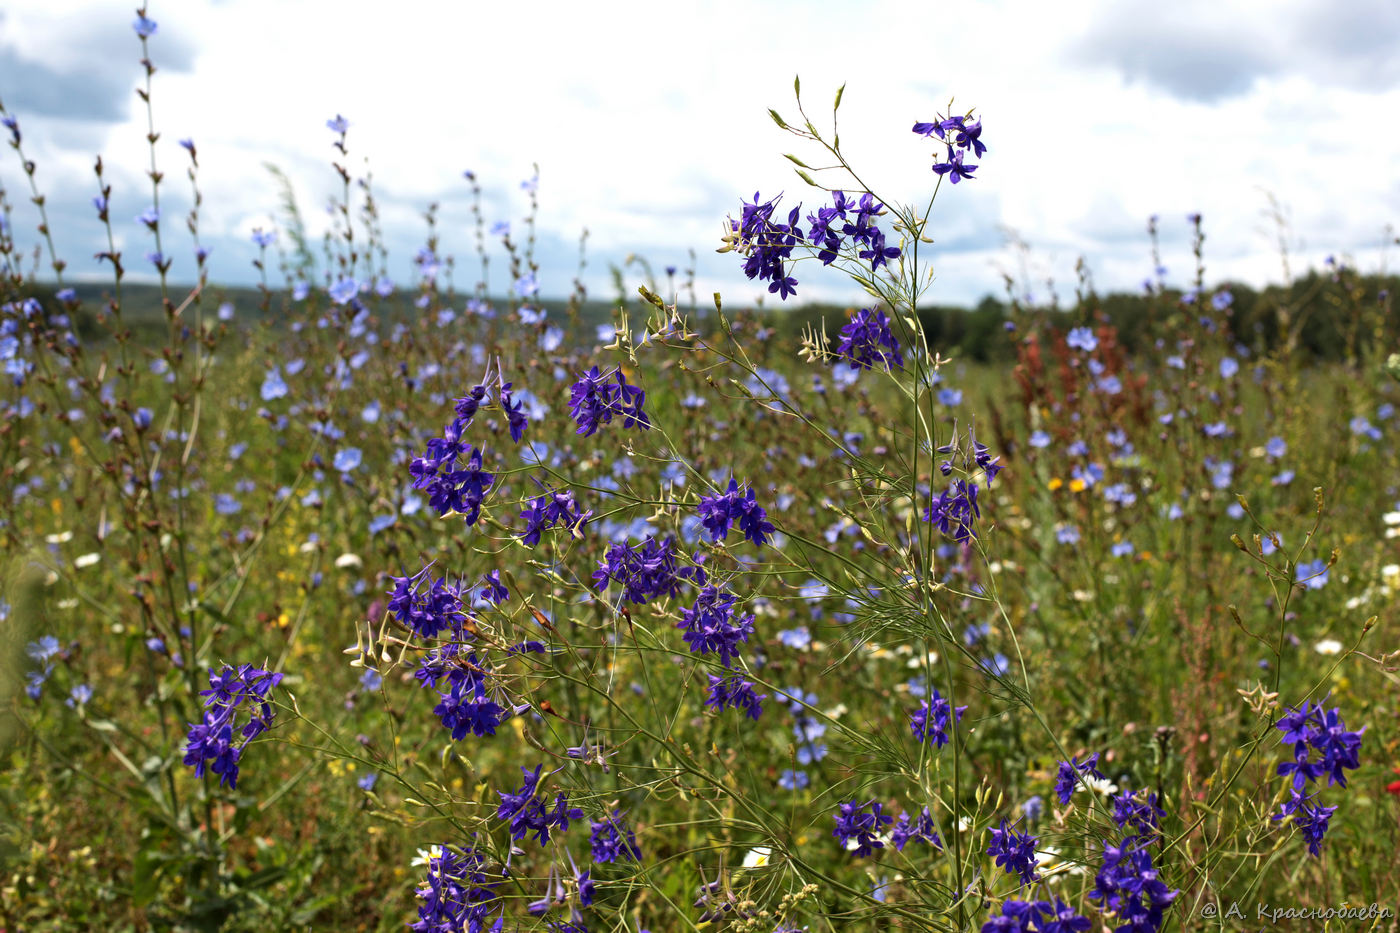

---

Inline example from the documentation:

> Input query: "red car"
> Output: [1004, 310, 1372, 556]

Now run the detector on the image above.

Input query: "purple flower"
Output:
[182, 664, 283, 789]
[986, 819, 1040, 886]
[696, 479, 775, 547]
[835, 308, 904, 371]
[705, 673, 766, 720]
[132, 13, 158, 38]
[327, 114, 349, 134]
[567, 366, 651, 436]
[910, 689, 967, 748]
[677, 586, 755, 667]
[589, 811, 642, 863]
[932, 147, 978, 183]
[832, 799, 893, 857]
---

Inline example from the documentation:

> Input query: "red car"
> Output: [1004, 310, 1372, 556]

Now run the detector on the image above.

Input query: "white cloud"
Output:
[1, 0, 1396, 307]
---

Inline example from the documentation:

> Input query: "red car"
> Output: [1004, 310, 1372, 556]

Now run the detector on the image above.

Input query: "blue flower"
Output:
[1066, 327, 1097, 352]
[132, 13, 158, 37]
[333, 447, 362, 472]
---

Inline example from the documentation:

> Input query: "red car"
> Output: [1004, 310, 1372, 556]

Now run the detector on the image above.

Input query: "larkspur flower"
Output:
[568, 366, 651, 436]
[986, 819, 1040, 886]
[182, 664, 283, 789]
[1087, 838, 1178, 931]
[705, 673, 766, 720]
[835, 308, 904, 371]
[696, 479, 775, 547]
[589, 811, 641, 863]
[832, 799, 894, 857]
[677, 586, 755, 667]
[910, 689, 968, 748]
[1054, 754, 1105, 805]
[890, 807, 942, 852]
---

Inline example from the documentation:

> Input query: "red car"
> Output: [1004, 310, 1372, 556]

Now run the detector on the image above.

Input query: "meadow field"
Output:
[2, 11, 1400, 933]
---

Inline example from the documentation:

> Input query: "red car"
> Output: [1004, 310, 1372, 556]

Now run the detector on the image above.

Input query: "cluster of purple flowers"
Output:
[696, 479, 775, 547]
[567, 366, 650, 436]
[182, 664, 283, 790]
[986, 819, 1040, 886]
[592, 536, 703, 605]
[408, 421, 494, 521]
[912, 112, 984, 183]
[1272, 700, 1362, 855]
[704, 672, 767, 721]
[589, 811, 642, 863]
[726, 189, 903, 301]
[519, 488, 591, 546]
[981, 899, 1089, 933]
[832, 799, 894, 857]
[409, 843, 503, 933]
[1053, 753, 1105, 805]
[909, 688, 967, 748]
[924, 429, 1004, 542]
[496, 765, 585, 844]
[890, 806, 942, 852]
[1087, 839, 1178, 932]
[1111, 789, 1165, 842]
[388, 569, 509, 740]
[678, 586, 755, 667]
[835, 308, 904, 371]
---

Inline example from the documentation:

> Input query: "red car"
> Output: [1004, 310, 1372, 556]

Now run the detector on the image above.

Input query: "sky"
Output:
[1, 0, 1398, 309]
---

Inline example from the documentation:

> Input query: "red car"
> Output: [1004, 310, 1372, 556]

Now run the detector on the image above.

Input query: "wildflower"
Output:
[1066, 327, 1097, 352]
[593, 536, 702, 605]
[832, 799, 894, 857]
[890, 807, 942, 851]
[834, 308, 904, 371]
[696, 479, 775, 547]
[479, 570, 509, 605]
[589, 811, 641, 863]
[986, 819, 1040, 886]
[932, 146, 978, 183]
[705, 673, 766, 720]
[910, 689, 967, 748]
[1054, 754, 1105, 805]
[327, 114, 349, 134]
[678, 586, 755, 667]
[132, 13, 158, 37]
[568, 366, 651, 436]
[519, 488, 591, 546]
[1087, 838, 1177, 930]
[182, 664, 283, 789]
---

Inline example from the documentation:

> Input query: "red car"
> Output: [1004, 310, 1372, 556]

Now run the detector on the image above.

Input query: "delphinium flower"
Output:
[923, 478, 981, 542]
[727, 191, 805, 299]
[182, 664, 283, 789]
[519, 488, 591, 546]
[495, 765, 585, 844]
[696, 479, 775, 547]
[1110, 789, 1166, 842]
[479, 570, 509, 605]
[1087, 838, 1178, 931]
[592, 536, 703, 605]
[1053, 753, 1105, 805]
[408, 843, 503, 933]
[986, 819, 1040, 886]
[567, 366, 651, 436]
[408, 417, 495, 522]
[909, 688, 967, 748]
[890, 807, 942, 851]
[1271, 700, 1362, 855]
[499, 382, 528, 443]
[981, 899, 1090, 933]
[835, 308, 904, 371]
[705, 673, 766, 720]
[677, 586, 756, 667]
[387, 568, 466, 639]
[832, 799, 894, 857]
[589, 811, 642, 863]
[913, 113, 985, 180]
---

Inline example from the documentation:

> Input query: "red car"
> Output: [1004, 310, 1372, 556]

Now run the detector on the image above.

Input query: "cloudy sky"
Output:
[2, 0, 1398, 308]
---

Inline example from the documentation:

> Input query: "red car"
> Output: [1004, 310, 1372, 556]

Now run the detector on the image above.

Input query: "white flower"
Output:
[1084, 775, 1119, 796]
[1314, 639, 1343, 656]
[1383, 511, 1400, 526]
[334, 553, 363, 569]
[410, 845, 443, 869]
[74, 553, 101, 568]
[741, 846, 772, 869]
